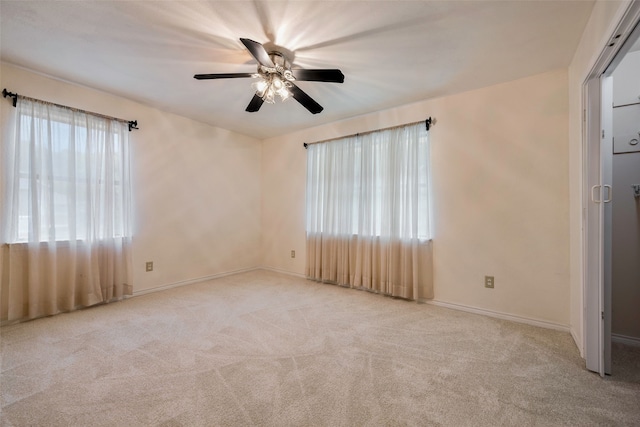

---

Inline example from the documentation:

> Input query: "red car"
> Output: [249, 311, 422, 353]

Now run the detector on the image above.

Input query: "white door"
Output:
[584, 75, 613, 377]
[601, 75, 613, 376]
[583, 76, 607, 376]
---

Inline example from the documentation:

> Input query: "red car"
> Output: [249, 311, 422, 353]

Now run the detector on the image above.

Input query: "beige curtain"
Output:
[2, 240, 132, 321]
[306, 234, 433, 300]
[305, 122, 433, 300]
[1, 97, 133, 322]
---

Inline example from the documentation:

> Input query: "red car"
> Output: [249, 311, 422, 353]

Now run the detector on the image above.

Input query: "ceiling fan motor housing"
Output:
[258, 52, 295, 82]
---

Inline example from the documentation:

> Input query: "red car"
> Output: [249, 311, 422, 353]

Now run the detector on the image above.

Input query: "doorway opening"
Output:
[583, 2, 640, 378]
[605, 29, 640, 378]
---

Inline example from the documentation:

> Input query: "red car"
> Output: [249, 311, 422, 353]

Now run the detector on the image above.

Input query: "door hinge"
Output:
[601, 311, 604, 320]
[602, 129, 605, 139]
[583, 109, 586, 122]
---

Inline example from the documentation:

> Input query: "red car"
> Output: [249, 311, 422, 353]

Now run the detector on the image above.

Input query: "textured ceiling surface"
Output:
[0, 1, 595, 139]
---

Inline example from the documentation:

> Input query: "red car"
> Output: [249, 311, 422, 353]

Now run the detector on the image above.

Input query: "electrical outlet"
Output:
[146, 261, 153, 272]
[485, 275, 494, 288]
[291, 250, 296, 258]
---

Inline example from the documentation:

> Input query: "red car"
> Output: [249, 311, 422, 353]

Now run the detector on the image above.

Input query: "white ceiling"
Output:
[0, 1, 594, 140]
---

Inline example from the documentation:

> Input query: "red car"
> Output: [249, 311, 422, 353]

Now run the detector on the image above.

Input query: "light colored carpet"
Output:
[1, 270, 639, 426]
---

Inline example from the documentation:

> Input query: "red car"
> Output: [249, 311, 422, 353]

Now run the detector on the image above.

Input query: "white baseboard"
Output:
[132, 267, 259, 297]
[259, 266, 306, 279]
[612, 333, 640, 347]
[132, 266, 306, 299]
[424, 299, 570, 333]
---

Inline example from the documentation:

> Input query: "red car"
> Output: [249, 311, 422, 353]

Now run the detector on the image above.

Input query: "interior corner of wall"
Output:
[571, 325, 585, 358]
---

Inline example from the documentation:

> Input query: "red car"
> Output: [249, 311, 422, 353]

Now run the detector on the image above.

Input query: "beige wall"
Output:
[0, 62, 262, 294]
[263, 69, 570, 326]
[567, 0, 631, 355]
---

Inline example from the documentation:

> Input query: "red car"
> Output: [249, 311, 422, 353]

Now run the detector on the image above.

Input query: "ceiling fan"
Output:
[194, 38, 344, 114]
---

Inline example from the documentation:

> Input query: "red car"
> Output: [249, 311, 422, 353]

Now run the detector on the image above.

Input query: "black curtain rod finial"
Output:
[128, 120, 139, 132]
[3, 88, 18, 107]
[425, 117, 432, 131]
[303, 142, 308, 149]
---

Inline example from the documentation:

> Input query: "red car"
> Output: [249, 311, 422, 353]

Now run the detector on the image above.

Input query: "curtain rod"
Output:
[303, 117, 432, 149]
[2, 88, 139, 131]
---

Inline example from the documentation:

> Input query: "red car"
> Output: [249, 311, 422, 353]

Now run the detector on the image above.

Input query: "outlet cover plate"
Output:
[485, 275, 494, 288]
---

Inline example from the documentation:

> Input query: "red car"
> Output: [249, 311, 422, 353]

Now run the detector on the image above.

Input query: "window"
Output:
[306, 122, 432, 241]
[8, 98, 131, 243]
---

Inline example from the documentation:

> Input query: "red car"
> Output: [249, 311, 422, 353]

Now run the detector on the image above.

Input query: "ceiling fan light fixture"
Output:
[277, 85, 291, 102]
[251, 76, 269, 97]
[251, 72, 292, 104]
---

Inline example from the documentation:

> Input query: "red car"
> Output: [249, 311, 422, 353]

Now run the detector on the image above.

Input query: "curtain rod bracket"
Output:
[128, 120, 139, 132]
[303, 142, 308, 149]
[2, 88, 18, 107]
[425, 117, 432, 131]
